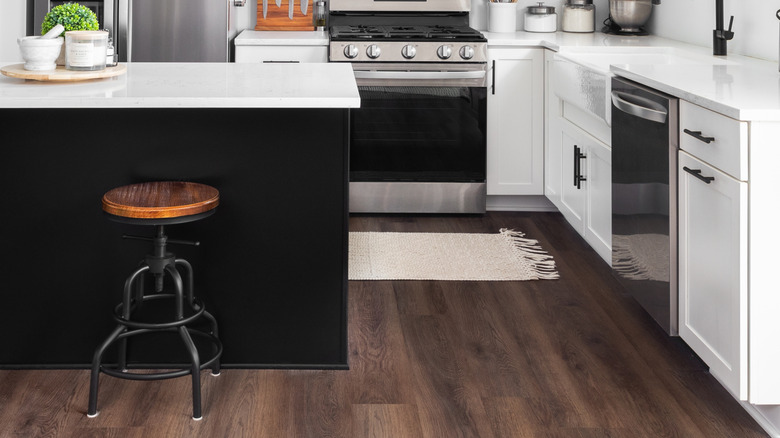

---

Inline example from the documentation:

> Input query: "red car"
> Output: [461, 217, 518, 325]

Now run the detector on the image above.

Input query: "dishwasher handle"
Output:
[611, 91, 668, 124]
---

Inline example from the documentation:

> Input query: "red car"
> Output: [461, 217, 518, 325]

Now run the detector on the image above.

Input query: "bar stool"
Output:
[87, 181, 223, 420]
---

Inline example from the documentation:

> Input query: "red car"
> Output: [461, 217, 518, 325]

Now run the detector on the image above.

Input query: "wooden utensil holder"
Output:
[256, 0, 315, 31]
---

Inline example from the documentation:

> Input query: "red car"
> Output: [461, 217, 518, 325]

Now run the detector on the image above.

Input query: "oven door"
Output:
[349, 63, 488, 214]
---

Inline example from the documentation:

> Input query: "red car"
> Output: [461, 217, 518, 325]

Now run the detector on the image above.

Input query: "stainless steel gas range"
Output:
[329, 0, 488, 214]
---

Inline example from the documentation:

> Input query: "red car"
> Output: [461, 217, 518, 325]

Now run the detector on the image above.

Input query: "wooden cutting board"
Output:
[0, 63, 127, 81]
[256, 0, 315, 31]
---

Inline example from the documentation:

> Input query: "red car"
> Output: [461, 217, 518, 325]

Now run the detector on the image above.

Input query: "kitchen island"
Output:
[0, 62, 359, 368]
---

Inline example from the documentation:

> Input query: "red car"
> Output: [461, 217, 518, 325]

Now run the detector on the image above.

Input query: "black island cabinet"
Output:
[0, 63, 358, 369]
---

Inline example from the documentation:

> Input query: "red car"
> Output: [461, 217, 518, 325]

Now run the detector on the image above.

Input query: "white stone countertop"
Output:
[235, 30, 329, 46]
[486, 31, 780, 121]
[610, 63, 780, 121]
[0, 62, 360, 109]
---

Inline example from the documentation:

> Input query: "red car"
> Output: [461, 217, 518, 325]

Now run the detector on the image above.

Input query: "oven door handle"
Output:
[353, 70, 487, 80]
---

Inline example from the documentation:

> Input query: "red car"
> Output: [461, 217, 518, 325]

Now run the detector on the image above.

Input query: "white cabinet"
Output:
[545, 48, 611, 264]
[678, 150, 748, 399]
[235, 45, 328, 63]
[678, 98, 780, 406]
[486, 47, 544, 195]
[555, 122, 612, 263]
[234, 30, 328, 63]
[544, 50, 563, 204]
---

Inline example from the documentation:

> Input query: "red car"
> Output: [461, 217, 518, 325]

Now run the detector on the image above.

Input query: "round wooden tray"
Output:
[0, 63, 127, 82]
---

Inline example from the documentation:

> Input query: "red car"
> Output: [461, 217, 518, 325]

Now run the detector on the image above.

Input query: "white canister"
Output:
[562, 0, 595, 33]
[488, 2, 518, 33]
[524, 2, 557, 33]
[65, 30, 108, 71]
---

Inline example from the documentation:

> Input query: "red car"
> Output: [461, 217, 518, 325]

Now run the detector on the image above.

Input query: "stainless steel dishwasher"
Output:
[611, 76, 679, 335]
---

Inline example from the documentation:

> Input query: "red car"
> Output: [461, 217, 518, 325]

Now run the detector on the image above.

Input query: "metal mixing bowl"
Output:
[610, 0, 652, 32]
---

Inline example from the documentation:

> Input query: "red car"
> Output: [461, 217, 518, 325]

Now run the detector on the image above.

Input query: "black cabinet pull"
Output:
[573, 145, 578, 187]
[683, 166, 715, 184]
[573, 145, 586, 189]
[683, 129, 715, 144]
[491, 60, 496, 95]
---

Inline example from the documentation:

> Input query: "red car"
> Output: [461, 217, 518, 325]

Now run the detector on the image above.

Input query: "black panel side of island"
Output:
[0, 107, 349, 369]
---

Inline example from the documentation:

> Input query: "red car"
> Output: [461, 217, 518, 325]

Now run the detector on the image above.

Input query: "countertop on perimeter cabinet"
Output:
[0, 62, 360, 109]
[485, 30, 780, 122]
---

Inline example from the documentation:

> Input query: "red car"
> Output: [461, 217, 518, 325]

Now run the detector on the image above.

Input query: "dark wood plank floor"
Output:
[0, 212, 767, 437]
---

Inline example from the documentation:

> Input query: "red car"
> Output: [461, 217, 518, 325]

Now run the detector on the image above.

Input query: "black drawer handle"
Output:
[683, 129, 715, 144]
[683, 166, 715, 184]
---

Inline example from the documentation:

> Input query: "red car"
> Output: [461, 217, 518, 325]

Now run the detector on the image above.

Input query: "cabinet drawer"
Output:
[679, 100, 747, 181]
[235, 46, 328, 63]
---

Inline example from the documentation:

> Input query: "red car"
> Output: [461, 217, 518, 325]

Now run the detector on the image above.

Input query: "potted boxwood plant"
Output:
[40, 3, 100, 65]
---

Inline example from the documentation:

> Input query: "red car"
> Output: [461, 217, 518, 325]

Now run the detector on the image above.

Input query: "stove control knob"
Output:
[437, 45, 452, 60]
[366, 44, 381, 59]
[459, 45, 475, 60]
[343, 44, 359, 59]
[401, 45, 417, 60]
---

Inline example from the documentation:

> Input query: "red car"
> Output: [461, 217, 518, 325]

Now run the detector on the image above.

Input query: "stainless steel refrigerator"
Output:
[31, 0, 238, 62]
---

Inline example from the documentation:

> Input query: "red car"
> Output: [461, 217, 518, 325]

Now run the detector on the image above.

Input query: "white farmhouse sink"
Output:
[551, 47, 735, 126]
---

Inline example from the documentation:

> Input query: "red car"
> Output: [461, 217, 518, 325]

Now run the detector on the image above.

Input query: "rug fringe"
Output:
[500, 228, 560, 280]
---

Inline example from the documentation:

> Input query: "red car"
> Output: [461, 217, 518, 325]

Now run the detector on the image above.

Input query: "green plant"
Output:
[41, 3, 100, 36]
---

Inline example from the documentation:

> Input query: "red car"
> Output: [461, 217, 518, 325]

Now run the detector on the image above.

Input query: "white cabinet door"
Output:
[486, 47, 544, 195]
[554, 121, 611, 264]
[679, 150, 748, 399]
[582, 139, 612, 263]
[544, 50, 563, 205]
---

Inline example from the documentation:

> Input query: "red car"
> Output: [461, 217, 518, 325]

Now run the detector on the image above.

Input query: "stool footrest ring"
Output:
[113, 294, 206, 330]
[99, 328, 222, 381]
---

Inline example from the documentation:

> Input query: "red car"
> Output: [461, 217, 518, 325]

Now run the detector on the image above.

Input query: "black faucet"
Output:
[713, 0, 735, 56]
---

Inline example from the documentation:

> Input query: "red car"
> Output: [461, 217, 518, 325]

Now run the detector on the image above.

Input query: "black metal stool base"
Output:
[88, 225, 222, 420]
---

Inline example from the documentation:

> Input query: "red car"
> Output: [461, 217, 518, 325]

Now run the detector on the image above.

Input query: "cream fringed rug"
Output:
[348, 228, 559, 281]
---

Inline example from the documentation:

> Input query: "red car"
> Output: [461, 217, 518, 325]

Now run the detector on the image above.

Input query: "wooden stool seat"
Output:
[102, 181, 219, 221]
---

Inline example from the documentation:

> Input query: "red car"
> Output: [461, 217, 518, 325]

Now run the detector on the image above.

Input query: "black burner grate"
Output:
[330, 24, 486, 42]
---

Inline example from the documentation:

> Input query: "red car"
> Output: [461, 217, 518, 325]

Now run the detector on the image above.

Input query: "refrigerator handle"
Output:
[108, 0, 130, 62]
[126, 0, 132, 62]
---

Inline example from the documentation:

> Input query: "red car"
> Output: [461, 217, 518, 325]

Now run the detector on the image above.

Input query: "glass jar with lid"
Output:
[562, 0, 595, 33]
[315, 1, 327, 31]
[524, 2, 557, 33]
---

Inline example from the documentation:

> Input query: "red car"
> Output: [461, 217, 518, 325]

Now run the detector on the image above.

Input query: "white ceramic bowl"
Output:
[18, 36, 64, 71]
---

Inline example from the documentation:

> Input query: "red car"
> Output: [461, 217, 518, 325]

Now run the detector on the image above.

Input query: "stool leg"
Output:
[180, 326, 202, 420]
[89, 264, 150, 418]
[88, 325, 125, 418]
[175, 259, 196, 308]
[167, 265, 203, 420]
[118, 266, 149, 372]
[176, 258, 221, 375]
[202, 310, 221, 376]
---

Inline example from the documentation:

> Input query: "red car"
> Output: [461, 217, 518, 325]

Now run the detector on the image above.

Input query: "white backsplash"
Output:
[471, 0, 610, 33]
[4, 0, 777, 63]
[647, 0, 778, 62]
[1, 0, 26, 62]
